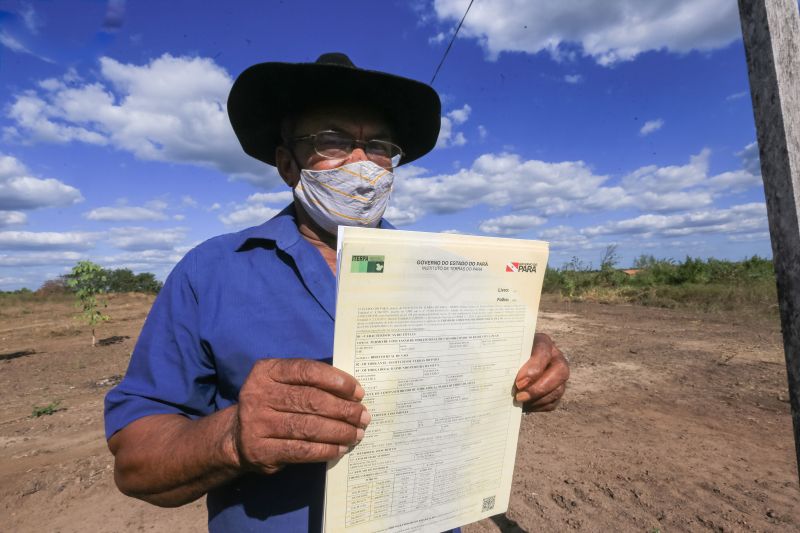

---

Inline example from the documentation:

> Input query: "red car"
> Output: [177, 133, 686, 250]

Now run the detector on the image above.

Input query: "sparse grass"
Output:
[31, 400, 64, 418]
[544, 255, 778, 314]
[48, 328, 83, 338]
[0, 291, 74, 306]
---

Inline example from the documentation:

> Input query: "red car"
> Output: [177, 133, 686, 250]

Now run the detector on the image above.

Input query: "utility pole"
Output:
[738, 0, 800, 481]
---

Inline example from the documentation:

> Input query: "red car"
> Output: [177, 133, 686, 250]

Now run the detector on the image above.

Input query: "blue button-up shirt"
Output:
[105, 205, 394, 532]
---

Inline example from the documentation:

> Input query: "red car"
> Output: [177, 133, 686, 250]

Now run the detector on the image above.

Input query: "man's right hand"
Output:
[232, 358, 370, 475]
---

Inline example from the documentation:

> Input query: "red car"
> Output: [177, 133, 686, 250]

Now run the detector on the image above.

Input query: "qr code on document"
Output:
[481, 495, 496, 512]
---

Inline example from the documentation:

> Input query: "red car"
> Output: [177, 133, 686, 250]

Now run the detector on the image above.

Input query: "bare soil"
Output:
[1, 293, 797, 532]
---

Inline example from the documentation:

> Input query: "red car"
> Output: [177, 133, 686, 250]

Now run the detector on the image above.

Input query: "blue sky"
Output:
[0, 0, 774, 290]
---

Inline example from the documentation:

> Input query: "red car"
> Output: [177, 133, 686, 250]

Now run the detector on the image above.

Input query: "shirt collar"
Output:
[235, 202, 395, 252]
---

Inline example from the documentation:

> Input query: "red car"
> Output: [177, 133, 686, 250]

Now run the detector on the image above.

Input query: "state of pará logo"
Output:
[506, 261, 537, 273]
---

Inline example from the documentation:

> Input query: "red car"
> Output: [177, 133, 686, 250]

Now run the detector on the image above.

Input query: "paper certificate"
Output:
[324, 227, 549, 533]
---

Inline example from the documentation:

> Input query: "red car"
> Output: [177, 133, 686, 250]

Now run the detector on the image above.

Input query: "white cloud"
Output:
[0, 174, 83, 210]
[0, 153, 83, 211]
[623, 149, 708, 193]
[536, 225, 596, 251]
[477, 125, 487, 140]
[706, 169, 761, 192]
[564, 74, 583, 84]
[0, 231, 96, 251]
[389, 152, 613, 225]
[436, 104, 471, 148]
[384, 205, 424, 226]
[538, 225, 581, 240]
[98, 249, 187, 271]
[219, 204, 281, 228]
[107, 226, 187, 251]
[447, 104, 471, 125]
[634, 191, 714, 212]
[0, 30, 52, 63]
[479, 214, 547, 235]
[84, 202, 168, 221]
[0, 153, 80, 227]
[726, 91, 748, 101]
[6, 54, 279, 187]
[737, 142, 761, 176]
[388, 144, 762, 226]
[0, 275, 33, 289]
[21, 3, 42, 34]
[622, 146, 761, 200]
[728, 231, 770, 242]
[219, 190, 291, 228]
[0, 31, 27, 53]
[639, 119, 664, 136]
[147, 199, 168, 211]
[621, 148, 761, 210]
[583, 203, 767, 238]
[0, 211, 27, 227]
[246, 191, 293, 205]
[429, 0, 741, 65]
[181, 195, 199, 208]
[429, 31, 448, 44]
[0, 154, 28, 178]
[0, 251, 84, 267]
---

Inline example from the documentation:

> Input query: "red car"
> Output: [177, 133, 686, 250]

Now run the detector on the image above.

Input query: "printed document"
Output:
[324, 227, 549, 533]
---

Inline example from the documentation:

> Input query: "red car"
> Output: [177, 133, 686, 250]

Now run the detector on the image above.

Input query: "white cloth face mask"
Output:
[293, 160, 394, 236]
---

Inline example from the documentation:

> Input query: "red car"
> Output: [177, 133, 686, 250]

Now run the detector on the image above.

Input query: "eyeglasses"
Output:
[291, 130, 404, 168]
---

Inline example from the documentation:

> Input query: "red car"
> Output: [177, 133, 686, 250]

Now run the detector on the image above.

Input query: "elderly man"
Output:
[105, 53, 570, 532]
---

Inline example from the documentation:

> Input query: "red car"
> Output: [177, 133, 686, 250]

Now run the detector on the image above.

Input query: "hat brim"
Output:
[227, 61, 441, 167]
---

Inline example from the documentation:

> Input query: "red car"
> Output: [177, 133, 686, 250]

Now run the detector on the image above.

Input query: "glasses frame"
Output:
[290, 130, 404, 168]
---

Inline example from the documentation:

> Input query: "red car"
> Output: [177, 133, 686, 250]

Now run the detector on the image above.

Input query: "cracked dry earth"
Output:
[1, 294, 798, 532]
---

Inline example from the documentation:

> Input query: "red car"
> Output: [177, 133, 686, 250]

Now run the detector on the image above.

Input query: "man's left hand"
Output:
[514, 332, 570, 412]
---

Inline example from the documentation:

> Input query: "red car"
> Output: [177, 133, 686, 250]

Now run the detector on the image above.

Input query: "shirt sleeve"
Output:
[104, 249, 217, 439]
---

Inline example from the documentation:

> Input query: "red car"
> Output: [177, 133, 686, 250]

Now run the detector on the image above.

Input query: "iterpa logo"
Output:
[351, 255, 385, 273]
[506, 261, 537, 273]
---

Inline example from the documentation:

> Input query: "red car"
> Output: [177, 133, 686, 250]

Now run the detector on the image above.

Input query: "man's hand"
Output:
[514, 333, 570, 412]
[107, 358, 369, 507]
[233, 358, 370, 475]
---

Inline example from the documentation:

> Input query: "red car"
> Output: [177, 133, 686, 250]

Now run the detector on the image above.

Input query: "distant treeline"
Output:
[32, 267, 163, 296]
[544, 249, 777, 312]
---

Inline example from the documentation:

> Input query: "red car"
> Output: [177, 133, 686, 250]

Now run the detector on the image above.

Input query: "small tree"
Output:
[105, 268, 136, 292]
[36, 275, 71, 296]
[133, 272, 163, 294]
[66, 261, 110, 347]
[599, 244, 620, 271]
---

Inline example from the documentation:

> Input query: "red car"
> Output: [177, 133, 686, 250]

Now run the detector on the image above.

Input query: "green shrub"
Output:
[37, 265, 163, 296]
[31, 400, 63, 418]
[543, 252, 777, 313]
[66, 261, 110, 347]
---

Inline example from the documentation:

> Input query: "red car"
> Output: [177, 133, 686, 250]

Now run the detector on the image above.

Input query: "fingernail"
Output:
[354, 384, 365, 400]
[516, 392, 531, 403]
[360, 410, 371, 428]
[338, 445, 348, 456]
[356, 428, 365, 442]
[516, 377, 530, 390]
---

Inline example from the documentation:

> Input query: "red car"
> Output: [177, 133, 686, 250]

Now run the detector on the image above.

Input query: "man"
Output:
[105, 53, 570, 532]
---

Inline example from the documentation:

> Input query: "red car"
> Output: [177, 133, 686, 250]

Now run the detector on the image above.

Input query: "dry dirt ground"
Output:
[1, 293, 797, 532]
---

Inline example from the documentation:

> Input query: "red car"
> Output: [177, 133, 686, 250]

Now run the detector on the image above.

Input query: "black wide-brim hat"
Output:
[228, 53, 442, 167]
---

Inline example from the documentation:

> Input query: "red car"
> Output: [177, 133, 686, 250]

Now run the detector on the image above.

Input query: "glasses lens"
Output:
[305, 132, 403, 168]
[314, 131, 352, 159]
[366, 140, 403, 168]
